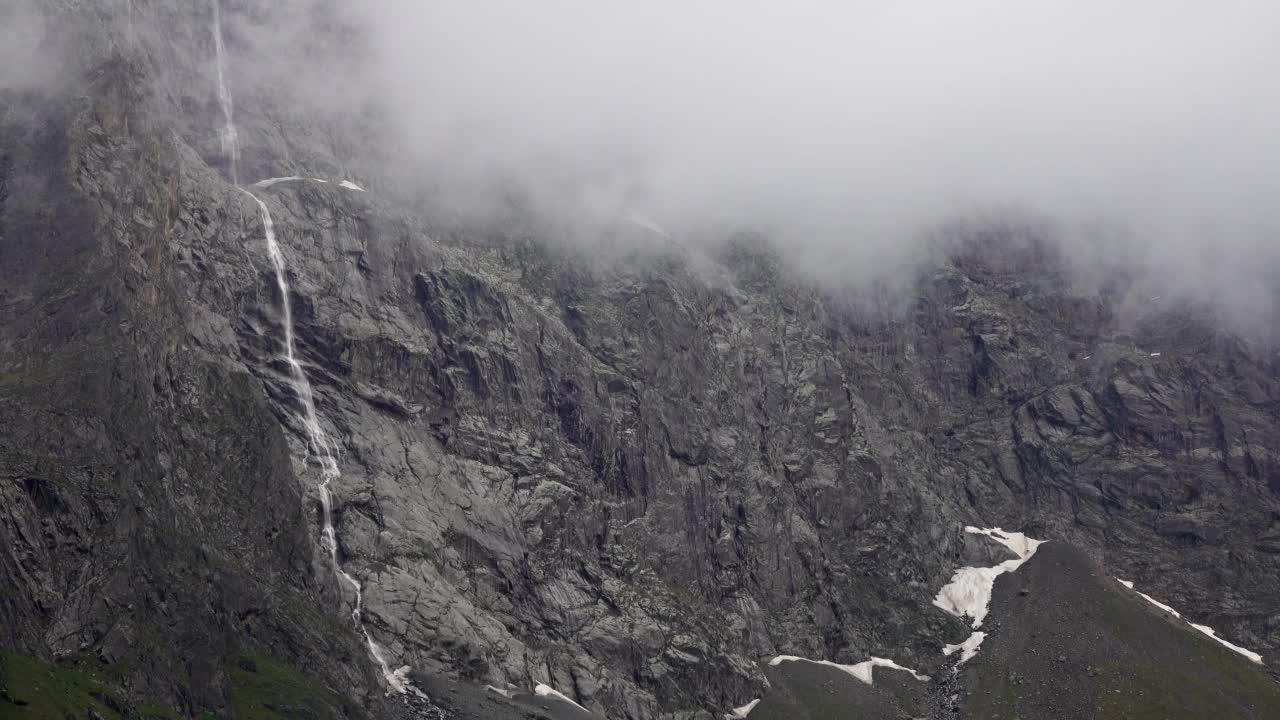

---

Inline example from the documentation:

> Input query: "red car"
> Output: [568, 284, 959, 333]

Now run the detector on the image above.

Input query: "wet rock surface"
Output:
[3, 2, 1280, 718]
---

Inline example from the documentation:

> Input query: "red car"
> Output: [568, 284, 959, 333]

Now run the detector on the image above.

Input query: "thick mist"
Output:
[0, 0, 64, 92]
[6, 0, 1280, 326]
[349, 1, 1280, 303]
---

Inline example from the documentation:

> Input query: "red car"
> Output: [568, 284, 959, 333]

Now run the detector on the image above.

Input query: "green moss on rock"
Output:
[0, 651, 128, 720]
[228, 654, 366, 720]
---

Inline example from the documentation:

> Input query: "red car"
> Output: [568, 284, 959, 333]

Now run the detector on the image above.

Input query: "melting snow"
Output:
[1115, 578, 1263, 664]
[933, 527, 1045, 628]
[253, 175, 306, 188]
[253, 176, 337, 188]
[725, 698, 760, 718]
[484, 684, 515, 698]
[1190, 624, 1264, 664]
[1115, 578, 1181, 618]
[339, 180, 366, 191]
[942, 631, 986, 664]
[534, 683, 589, 713]
[768, 655, 929, 685]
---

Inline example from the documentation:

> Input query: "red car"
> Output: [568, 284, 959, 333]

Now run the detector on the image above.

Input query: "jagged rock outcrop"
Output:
[2, 2, 1278, 718]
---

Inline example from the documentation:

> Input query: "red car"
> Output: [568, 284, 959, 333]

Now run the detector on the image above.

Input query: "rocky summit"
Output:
[2, 2, 1279, 719]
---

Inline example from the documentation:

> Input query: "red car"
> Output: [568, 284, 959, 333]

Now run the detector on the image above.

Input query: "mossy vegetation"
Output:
[135, 703, 186, 720]
[0, 651, 128, 720]
[228, 654, 366, 720]
[1, 651, 362, 720]
[1098, 637, 1280, 719]
[1091, 575, 1280, 719]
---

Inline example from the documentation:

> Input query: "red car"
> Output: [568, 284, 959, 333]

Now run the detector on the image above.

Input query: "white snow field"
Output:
[933, 527, 1045, 628]
[534, 683, 591, 713]
[768, 655, 930, 685]
[942, 631, 987, 664]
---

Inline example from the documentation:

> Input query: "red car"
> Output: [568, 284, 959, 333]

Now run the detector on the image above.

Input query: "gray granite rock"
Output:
[2, 2, 1278, 718]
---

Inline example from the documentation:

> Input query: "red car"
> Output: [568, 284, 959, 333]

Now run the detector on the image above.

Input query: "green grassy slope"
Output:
[0, 652, 132, 720]
[0, 652, 363, 720]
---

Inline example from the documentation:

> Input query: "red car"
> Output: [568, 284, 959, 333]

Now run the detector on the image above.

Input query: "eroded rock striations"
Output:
[2, 2, 1279, 718]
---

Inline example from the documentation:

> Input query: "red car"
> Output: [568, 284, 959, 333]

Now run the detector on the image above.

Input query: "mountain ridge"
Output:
[3, 2, 1279, 718]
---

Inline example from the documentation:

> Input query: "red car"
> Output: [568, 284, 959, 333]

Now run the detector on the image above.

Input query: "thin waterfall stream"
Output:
[211, 0, 421, 697]
[211, 0, 239, 185]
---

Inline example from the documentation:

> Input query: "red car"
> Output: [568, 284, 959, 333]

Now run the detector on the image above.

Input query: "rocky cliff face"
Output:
[3, 2, 1279, 719]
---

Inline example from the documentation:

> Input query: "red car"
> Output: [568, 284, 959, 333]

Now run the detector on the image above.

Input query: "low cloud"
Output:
[10, 1, 1280, 328]
[347, 2, 1279, 296]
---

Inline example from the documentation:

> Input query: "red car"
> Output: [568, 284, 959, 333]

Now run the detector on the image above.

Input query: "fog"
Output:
[7, 0, 1280, 321]
[0, 1, 56, 91]
[348, 2, 1278, 285]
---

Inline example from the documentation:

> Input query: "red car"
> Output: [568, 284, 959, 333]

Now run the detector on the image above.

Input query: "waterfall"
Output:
[213, 2, 422, 697]
[240, 190, 423, 697]
[211, 0, 240, 184]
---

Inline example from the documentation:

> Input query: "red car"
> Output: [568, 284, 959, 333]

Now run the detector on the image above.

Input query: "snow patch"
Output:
[942, 631, 986, 664]
[933, 566, 1006, 628]
[254, 176, 338, 188]
[534, 683, 589, 713]
[932, 527, 1045, 628]
[339, 180, 366, 191]
[253, 176, 306, 188]
[1191, 624, 1264, 664]
[725, 698, 760, 718]
[484, 684, 515, 699]
[1115, 578, 1181, 618]
[1115, 578, 1262, 664]
[967, 526, 1041, 559]
[768, 655, 929, 685]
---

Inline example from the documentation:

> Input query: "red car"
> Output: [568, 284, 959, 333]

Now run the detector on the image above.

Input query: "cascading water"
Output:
[211, 0, 240, 185]
[211, 0, 422, 698]
[240, 191, 420, 696]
